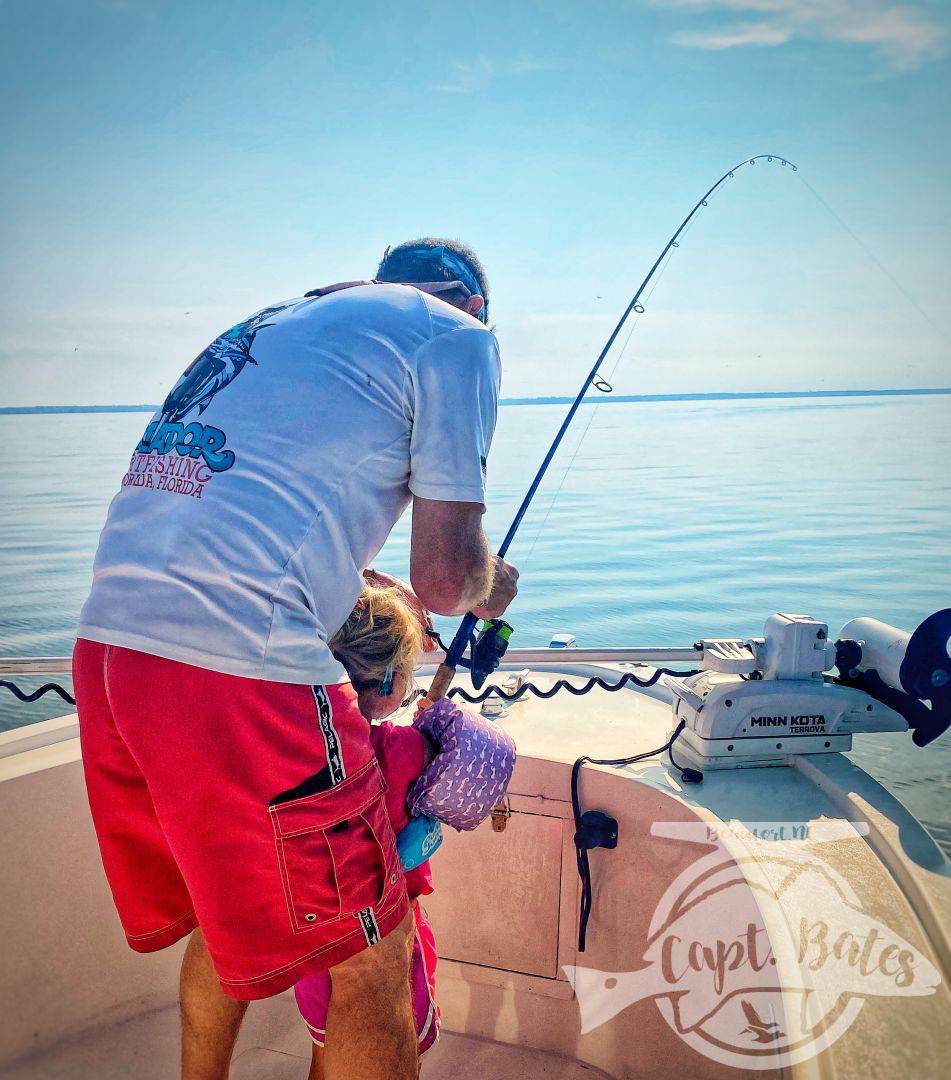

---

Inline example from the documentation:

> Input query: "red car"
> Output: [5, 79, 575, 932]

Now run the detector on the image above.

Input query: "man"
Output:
[73, 238, 518, 1080]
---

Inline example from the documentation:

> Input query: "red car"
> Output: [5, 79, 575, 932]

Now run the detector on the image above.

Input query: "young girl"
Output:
[293, 580, 441, 1078]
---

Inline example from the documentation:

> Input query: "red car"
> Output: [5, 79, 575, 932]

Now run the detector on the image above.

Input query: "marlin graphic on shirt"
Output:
[160, 304, 288, 423]
[126, 304, 292, 489]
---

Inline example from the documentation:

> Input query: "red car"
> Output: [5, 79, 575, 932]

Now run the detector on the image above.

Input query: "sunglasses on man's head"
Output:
[407, 280, 486, 323]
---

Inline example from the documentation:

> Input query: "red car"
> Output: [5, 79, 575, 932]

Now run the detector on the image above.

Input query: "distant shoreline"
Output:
[1, 387, 950, 415]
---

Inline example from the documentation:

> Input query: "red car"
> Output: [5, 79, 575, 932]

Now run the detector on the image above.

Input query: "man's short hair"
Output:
[376, 238, 489, 322]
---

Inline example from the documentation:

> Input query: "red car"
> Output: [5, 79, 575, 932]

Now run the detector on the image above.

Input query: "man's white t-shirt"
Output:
[78, 283, 500, 685]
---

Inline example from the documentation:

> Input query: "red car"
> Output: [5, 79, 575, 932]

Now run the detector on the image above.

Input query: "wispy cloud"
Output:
[428, 54, 557, 94]
[656, 0, 948, 71]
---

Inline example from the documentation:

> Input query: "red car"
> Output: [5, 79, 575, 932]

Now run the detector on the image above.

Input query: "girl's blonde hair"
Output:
[329, 584, 423, 693]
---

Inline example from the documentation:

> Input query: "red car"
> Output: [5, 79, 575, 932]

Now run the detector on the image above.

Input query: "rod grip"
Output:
[426, 663, 456, 704]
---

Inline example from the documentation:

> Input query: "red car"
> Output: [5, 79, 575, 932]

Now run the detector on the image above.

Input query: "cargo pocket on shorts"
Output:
[268, 758, 401, 934]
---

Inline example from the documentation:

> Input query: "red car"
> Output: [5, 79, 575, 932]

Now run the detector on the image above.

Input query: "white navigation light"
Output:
[550, 633, 577, 649]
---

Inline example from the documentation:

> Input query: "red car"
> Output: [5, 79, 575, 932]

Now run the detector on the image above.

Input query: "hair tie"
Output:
[378, 663, 395, 697]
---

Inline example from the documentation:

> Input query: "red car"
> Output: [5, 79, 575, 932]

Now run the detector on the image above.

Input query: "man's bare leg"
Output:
[180, 927, 249, 1080]
[323, 907, 417, 1080]
[307, 1044, 326, 1080]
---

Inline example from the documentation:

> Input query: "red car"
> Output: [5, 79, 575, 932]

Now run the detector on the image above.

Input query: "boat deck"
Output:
[3, 660, 950, 1079]
[1, 992, 605, 1079]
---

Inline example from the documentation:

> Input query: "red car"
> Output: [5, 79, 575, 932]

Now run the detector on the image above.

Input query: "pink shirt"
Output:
[369, 721, 435, 899]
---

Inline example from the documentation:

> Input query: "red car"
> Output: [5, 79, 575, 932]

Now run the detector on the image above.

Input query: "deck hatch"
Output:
[425, 808, 564, 978]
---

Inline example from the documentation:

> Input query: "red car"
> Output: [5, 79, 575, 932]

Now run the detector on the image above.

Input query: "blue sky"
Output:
[1, 0, 948, 405]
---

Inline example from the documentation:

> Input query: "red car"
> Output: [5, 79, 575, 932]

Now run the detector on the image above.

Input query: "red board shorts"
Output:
[72, 638, 409, 1001]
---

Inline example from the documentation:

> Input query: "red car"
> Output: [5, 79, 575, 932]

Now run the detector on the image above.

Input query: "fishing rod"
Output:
[426, 153, 799, 703]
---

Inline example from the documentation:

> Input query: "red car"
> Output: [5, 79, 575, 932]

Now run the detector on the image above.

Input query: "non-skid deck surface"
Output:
[2, 997, 606, 1080]
[231, 1039, 607, 1079]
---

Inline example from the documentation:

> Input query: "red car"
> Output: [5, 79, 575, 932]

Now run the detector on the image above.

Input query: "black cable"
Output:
[571, 720, 700, 951]
[448, 667, 698, 704]
[572, 720, 690, 829]
[0, 680, 75, 705]
[668, 725, 704, 784]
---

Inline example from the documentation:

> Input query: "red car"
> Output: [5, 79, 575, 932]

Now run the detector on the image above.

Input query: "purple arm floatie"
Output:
[407, 699, 516, 831]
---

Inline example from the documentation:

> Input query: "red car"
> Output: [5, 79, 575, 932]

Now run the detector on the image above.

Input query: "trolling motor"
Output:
[666, 609, 951, 772]
[836, 610, 951, 746]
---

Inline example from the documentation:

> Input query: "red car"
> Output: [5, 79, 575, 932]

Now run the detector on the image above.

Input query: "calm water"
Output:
[1, 398, 950, 852]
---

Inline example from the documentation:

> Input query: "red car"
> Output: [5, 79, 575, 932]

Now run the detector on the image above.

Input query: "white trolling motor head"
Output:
[666, 609, 951, 772]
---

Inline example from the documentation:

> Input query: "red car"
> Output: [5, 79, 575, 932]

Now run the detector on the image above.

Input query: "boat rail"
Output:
[0, 646, 704, 679]
[0, 657, 74, 675]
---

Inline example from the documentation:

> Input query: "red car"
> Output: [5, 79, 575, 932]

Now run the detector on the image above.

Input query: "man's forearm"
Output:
[447, 539, 494, 616]
[414, 532, 493, 616]
[410, 497, 511, 618]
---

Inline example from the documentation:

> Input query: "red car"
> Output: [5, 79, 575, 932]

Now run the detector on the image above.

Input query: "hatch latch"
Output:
[491, 796, 511, 832]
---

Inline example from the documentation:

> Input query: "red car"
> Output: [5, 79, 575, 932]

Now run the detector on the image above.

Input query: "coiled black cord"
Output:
[0, 680, 75, 705]
[448, 666, 697, 704]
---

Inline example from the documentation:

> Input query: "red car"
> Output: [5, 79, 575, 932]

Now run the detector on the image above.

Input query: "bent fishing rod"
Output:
[426, 153, 799, 702]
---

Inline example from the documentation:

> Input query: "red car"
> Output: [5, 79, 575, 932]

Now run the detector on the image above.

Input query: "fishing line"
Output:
[794, 172, 948, 345]
[519, 212, 701, 570]
[510, 160, 756, 572]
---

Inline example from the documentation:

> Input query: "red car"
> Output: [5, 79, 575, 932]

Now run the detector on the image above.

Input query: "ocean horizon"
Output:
[2, 386, 950, 415]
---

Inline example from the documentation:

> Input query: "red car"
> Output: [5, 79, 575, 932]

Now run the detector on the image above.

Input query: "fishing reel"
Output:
[470, 619, 514, 690]
[666, 609, 951, 772]
[429, 617, 514, 692]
